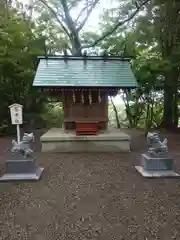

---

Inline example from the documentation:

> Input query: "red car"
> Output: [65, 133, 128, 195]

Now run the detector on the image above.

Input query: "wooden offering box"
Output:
[75, 120, 98, 135]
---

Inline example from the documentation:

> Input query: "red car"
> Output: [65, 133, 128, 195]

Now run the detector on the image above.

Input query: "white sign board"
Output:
[9, 103, 23, 125]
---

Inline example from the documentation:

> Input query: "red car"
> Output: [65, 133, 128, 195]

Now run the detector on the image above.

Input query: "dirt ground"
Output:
[0, 129, 180, 240]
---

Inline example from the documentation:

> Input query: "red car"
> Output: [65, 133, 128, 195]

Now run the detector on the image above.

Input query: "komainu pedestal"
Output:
[141, 153, 173, 171]
[135, 132, 180, 178]
[0, 133, 44, 181]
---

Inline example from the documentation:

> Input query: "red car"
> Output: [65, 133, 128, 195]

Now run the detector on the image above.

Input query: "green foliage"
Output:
[100, 0, 180, 130]
[108, 103, 128, 127]
[0, 3, 45, 133]
[1, 0, 180, 133]
[41, 103, 64, 128]
[132, 50, 170, 91]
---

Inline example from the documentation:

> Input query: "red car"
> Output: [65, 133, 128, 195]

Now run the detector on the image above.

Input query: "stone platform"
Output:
[40, 128, 131, 152]
[135, 153, 180, 178]
[135, 166, 180, 178]
[0, 153, 44, 182]
[0, 167, 44, 181]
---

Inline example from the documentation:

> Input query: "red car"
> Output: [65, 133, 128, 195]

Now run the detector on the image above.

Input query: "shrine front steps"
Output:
[40, 128, 131, 153]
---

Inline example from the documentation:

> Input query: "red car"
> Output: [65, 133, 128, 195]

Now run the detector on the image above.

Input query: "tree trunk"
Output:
[163, 78, 173, 129]
[172, 70, 179, 127]
[110, 97, 121, 128]
[163, 69, 178, 130]
[173, 90, 178, 127]
[71, 36, 82, 56]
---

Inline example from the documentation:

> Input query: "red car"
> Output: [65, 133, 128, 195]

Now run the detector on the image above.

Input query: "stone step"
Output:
[40, 128, 131, 153]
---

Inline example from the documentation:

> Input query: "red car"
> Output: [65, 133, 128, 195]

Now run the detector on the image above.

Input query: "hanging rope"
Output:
[98, 89, 101, 103]
[89, 90, 92, 104]
[72, 89, 76, 103]
[81, 90, 84, 103]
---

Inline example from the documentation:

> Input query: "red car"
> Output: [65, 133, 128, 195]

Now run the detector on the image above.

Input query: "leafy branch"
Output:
[37, 0, 71, 38]
[83, 0, 151, 49]
[77, 0, 100, 31]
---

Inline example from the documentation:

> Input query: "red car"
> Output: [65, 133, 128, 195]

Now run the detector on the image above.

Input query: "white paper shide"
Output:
[9, 103, 23, 125]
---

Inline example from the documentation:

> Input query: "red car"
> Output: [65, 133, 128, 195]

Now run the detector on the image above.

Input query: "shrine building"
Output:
[33, 55, 137, 152]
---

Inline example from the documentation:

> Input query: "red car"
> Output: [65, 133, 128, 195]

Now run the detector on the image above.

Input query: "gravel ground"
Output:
[0, 129, 180, 239]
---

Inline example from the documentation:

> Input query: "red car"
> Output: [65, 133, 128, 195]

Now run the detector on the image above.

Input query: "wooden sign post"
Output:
[9, 103, 23, 144]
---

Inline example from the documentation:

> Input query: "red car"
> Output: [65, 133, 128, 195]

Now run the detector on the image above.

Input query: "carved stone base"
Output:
[141, 153, 173, 171]
[5, 158, 37, 174]
[0, 167, 44, 181]
[0, 153, 44, 181]
[135, 153, 180, 178]
[135, 166, 180, 178]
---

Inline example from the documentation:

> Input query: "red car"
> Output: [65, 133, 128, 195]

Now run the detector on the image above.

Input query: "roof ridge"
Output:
[37, 55, 131, 61]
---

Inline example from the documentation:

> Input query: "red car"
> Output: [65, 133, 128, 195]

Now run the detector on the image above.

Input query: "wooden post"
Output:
[16, 124, 20, 144]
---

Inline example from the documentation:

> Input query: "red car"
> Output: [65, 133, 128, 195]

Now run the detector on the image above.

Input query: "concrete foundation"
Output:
[0, 153, 44, 182]
[40, 128, 131, 152]
[140, 153, 173, 171]
[135, 153, 180, 178]
[0, 167, 44, 181]
[135, 166, 180, 178]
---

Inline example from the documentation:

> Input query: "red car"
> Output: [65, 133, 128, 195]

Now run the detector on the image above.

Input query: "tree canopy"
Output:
[0, 0, 180, 133]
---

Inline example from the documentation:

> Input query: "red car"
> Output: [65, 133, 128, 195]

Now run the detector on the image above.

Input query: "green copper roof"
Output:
[33, 56, 137, 88]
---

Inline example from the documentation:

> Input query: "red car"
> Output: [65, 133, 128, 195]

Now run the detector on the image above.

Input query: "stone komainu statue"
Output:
[11, 133, 34, 158]
[146, 132, 168, 156]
